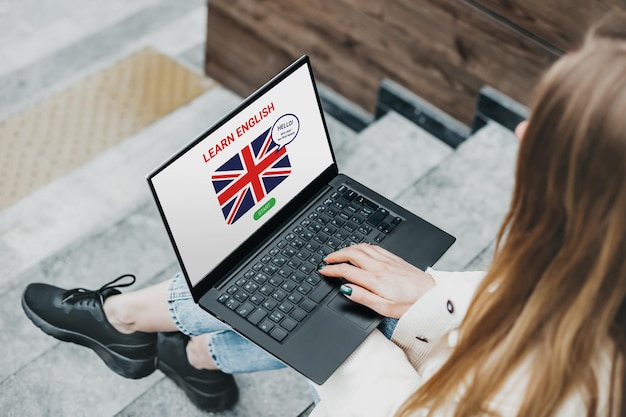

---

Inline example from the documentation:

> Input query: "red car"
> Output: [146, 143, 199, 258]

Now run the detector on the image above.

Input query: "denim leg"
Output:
[377, 317, 398, 339]
[167, 272, 285, 373]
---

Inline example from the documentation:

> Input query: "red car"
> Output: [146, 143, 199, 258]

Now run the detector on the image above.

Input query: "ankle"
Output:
[186, 335, 220, 371]
[103, 295, 136, 334]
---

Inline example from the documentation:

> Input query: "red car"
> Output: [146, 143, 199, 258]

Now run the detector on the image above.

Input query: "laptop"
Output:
[147, 55, 455, 384]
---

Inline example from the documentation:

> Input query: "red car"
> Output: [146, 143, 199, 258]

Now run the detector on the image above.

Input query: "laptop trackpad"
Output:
[327, 293, 379, 329]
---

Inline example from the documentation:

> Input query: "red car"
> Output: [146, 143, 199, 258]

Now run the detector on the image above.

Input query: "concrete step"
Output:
[0, 84, 357, 416]
[0, 86, 242, 294]
[396, 121, 520, 271]
[337, 111, 454, 201]
[0, 90, 355, 291]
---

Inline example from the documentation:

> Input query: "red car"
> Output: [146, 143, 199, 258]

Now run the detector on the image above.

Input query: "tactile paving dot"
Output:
[0, 47, 214, 211]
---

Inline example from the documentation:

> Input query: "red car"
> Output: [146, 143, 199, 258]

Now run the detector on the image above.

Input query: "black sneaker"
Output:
[157, 332, 239, 411]
[21, 274, 158, 379]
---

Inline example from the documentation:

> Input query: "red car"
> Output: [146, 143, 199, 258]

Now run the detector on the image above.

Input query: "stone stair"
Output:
[0, 2, 522, 415]
[0, 88, 518, 416]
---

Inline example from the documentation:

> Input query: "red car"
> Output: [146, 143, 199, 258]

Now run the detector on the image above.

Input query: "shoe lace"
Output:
[61, 274, 136, 305]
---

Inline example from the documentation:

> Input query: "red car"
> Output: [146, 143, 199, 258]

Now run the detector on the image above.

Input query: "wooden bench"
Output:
[203, 0, 625, 126]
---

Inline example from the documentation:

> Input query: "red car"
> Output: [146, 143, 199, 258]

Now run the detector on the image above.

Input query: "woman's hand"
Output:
[318, 243, 435, 318]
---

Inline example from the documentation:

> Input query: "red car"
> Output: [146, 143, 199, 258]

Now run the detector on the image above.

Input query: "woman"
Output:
[22, 14, 625, 417]
[313, 16, 626, 417]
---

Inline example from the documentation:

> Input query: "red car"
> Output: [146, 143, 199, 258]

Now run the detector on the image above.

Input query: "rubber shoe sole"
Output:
[22, 296, 157, 379]
[158, 359, 239, 411]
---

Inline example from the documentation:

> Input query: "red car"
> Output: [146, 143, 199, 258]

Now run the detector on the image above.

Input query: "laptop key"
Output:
[342, 189, 358, 201]
[291, 239, 305, 249]
[290, 271, 306, 283]
[308, 254, 322, 265]
[249, 294, 264, 305]
[262, 299, 278, 310]
[247, 308, 267, 325]
[358, 207, 374, 218]
[288, 292, 303, 304]
[316, 246, 333, 257]
[309, 279, 334, 303]
[358, 225, 373, 235]
[355, 195, 378, 210]
[259, 285, 273, 296]
[272, 256, 287, 266]
[296, 249, 311, 260]
[280, 318, 298, 332]
[326, 237, 342, 248]
[253, 273, 269, 285]
[300, 299, 317, 312]
[297, 284, 312, 295]
[270, 327, 288, 342]
[225, 298, 240, 310]
[287, 259, 302, 270]
[234, 290, 249, 302]
[367, 208, 389, 226]
[272, 289, 288, 301]
[281, 280, 297, 292]
[290, 308, 307, 322]
[278, 301, 294, 313]
[278, 267, 293, 278]
[237, 302, 255, 318]
[390, 216, 403, 227]
[299, 263, 315, 274]
[269, 276, 284, 287]
[334, 230, 350, 240]
[263, 264, 278, 275]
[269, 311, 285, 322]
[306, 274, 321, 286]
[258, 319, 274, 333]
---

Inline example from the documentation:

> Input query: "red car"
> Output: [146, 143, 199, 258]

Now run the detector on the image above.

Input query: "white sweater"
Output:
[309, 270, 611, 417]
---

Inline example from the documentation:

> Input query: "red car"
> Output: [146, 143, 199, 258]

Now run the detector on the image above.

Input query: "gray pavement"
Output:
[0, 1, 519, 415]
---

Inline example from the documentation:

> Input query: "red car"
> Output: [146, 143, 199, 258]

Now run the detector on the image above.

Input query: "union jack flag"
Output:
[211, 128, 291, 224]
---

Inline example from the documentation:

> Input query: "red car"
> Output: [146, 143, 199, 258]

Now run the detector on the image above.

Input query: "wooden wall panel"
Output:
[204, 0, 564, 124]
[470, 0, 625, 52]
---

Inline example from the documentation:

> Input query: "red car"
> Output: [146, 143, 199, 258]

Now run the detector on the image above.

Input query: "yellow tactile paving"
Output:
[0, 47, 214, 211]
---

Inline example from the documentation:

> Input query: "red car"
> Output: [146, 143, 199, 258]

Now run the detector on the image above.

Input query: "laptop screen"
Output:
[149, 58, 335, 287]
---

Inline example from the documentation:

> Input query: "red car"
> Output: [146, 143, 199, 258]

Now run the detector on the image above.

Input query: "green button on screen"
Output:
[254, 197, 276, 220]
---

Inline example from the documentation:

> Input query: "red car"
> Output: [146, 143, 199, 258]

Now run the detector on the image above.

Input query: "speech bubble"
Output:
[271, 113, 300, 149]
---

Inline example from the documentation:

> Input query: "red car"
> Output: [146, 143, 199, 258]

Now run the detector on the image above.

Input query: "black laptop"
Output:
[147, 55, 455, 384]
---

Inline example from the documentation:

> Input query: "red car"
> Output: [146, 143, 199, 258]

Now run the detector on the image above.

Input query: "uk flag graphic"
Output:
[211, 128, 291, 224]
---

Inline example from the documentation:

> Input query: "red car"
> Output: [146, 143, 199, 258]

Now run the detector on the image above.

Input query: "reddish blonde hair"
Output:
[397, 20, 626, 417]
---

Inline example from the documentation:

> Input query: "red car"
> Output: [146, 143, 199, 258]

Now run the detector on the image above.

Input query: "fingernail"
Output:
[339, 284, 352, 296]
[317, 264, 325, 271]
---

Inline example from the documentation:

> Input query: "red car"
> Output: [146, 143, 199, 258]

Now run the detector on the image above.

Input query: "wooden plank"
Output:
[470, 0, 625, 52]
[204, 0, 559, 124]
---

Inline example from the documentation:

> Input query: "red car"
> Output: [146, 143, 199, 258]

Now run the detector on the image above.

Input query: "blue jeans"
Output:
[167, 272, 398, 374]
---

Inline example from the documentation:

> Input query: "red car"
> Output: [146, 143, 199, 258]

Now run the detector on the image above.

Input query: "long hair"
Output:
[397, 28, 626, 417]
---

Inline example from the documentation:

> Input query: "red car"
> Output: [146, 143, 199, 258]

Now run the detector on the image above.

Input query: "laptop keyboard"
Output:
[216, 184, 403, 342]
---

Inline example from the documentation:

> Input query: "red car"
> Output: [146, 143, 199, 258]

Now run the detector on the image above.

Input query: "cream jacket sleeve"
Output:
[309, 270, 485, 417]
[391, 269, 485, 373]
